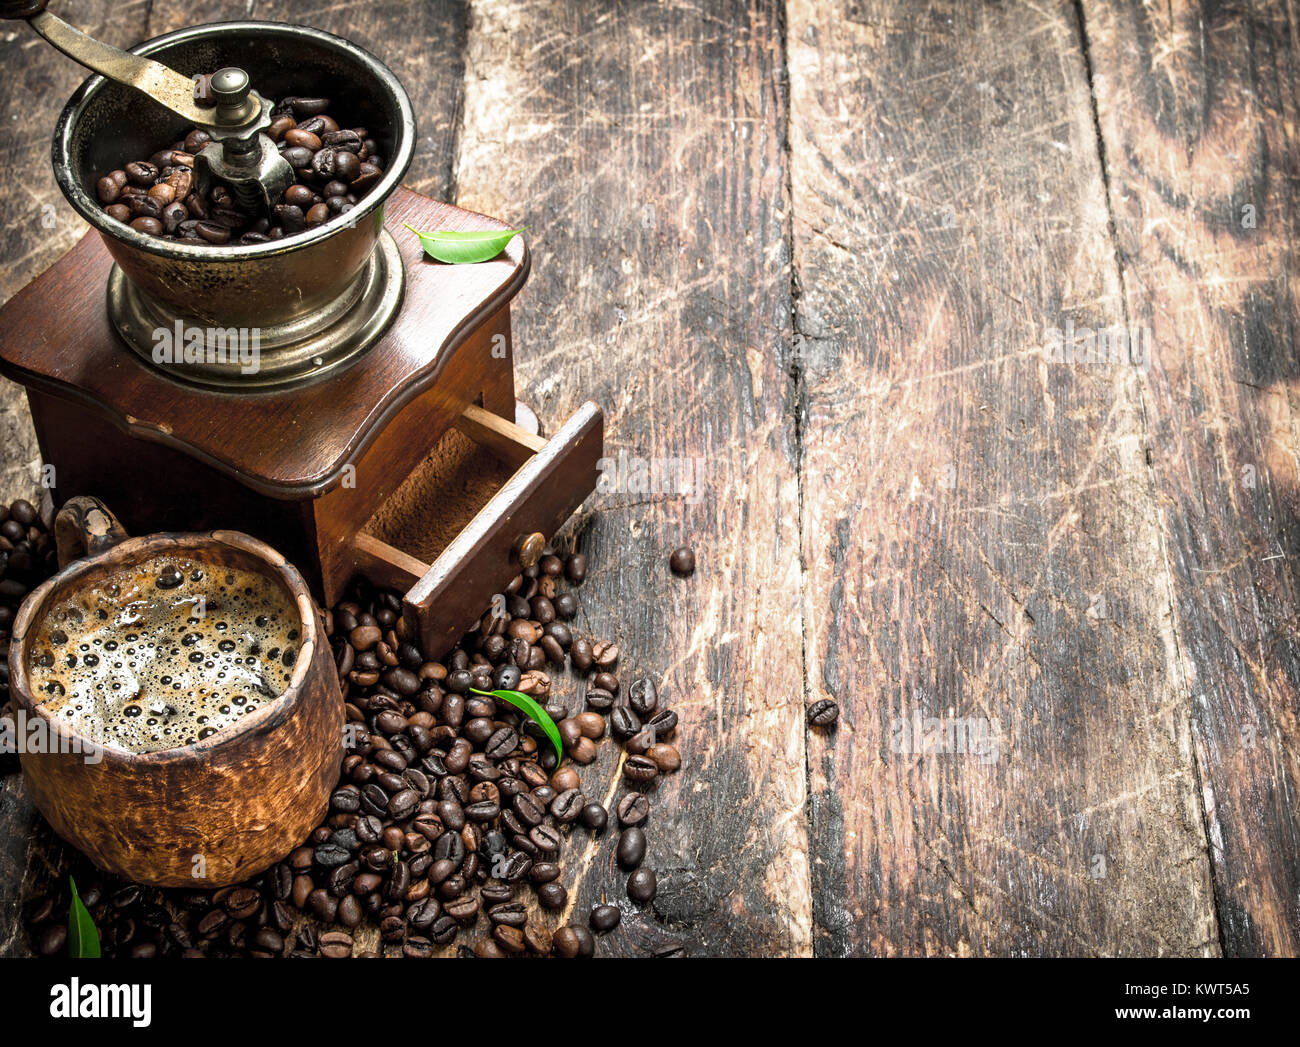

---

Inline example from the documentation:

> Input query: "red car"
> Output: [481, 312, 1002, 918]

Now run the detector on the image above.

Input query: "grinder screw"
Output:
[209, 67, 252, 107]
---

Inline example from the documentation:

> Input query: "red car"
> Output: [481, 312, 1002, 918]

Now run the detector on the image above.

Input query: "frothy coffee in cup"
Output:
[26, 554, 299, 754]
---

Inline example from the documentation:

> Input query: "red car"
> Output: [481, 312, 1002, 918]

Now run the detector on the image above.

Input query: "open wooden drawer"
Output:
[346, 400, 604, 659]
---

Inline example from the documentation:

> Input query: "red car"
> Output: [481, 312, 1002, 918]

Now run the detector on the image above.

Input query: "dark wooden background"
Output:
[2, 0, 1298, 957]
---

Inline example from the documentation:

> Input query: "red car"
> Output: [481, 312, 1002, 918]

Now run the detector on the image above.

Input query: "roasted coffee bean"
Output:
[253, 927, 285, 954]
[529, 824, 561, 852]
[512, 791, 545, 827]
[36, 923, 68, 956]
[283, 127, 322, 151]
[125, 161, 158, 186]
[444, 894, 480, 922]
[551, 788, 584, 822]
[589, 904, 621, 933]
[610, 705, 641, 738]
[616, 793, 650, 827]
[480, 883, 514, 907]
[407, 896, 441, 930]
[327, 862, 359, 897]
[522, 923, 553, 955]
[427, 915, 457, 944]
[645, 742, 682, 772]
[501, 852, 532, 882]
[351, 161, 383, 192]
[492, 923, 525, 953]
[526, 861, 560, 885]
[570, 637, 593, 670]
[568, 736, 598, 764]
[485, 727, 518, 759]
[287, 96, 331, 117]
[551, 766, 581, 793]
[308, 889, 339, 923]
[617, 827, 647, 868]
[540, 635, 565, 663]
[488, 901, 528, 927]
[574, 710, 605, 739]
[536, 881, 568, 911]
[198, 908, 229, 937]
[580, 802, 608, 833]
[646, 709, 678, 736]
[387, 860, 412, 900]
[466, 799, 501, 822]
[161, 201, 187, 234]
[566, 553, 588, 584]
[584, 687, 615, 712]
[669, 546, 696, 575]
[624, 755, 659, 783]
[96, 175, 122, 203]
[559, 718, 582, 749]
[318, 929, 353, 958]
[268, 115, 296, 142]
[220, 886, 261, 919]
[388, 787, 420, 820]
[629, 677, 658, 716]
[807, 699, 840, 726]
[403, 935, 435, 958]
[321, 129, 363, 152]
[433, 831, 466, 866]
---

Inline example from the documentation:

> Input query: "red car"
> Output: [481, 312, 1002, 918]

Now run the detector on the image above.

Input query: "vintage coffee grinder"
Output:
[0, 6, 604, 658]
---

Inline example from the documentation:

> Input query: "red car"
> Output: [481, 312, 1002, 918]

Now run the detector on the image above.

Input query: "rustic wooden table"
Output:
[1, 0, 1297, 957]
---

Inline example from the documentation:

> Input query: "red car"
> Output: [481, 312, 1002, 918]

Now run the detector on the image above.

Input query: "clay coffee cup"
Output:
[7, 496, 343, 887]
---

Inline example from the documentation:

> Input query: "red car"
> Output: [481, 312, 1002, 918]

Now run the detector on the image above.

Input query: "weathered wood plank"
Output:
[0, 3, 143, 506]
[454, 0, 808, 955]
[1080, 0, 1300, 957]
[787, 0, 1218, 955]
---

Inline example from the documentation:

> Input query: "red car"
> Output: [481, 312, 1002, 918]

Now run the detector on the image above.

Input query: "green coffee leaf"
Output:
[67, 876, 101, 959]
[403, 223, 525, 264]
[470, 687, 563, 763]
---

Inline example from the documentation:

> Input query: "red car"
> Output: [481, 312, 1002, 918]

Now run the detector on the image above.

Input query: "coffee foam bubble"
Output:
[27, 553, 300, 755]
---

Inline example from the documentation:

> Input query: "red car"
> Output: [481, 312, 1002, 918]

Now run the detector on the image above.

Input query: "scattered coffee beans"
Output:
[95, 92, 385, 246]
[19, 539, 682, 957]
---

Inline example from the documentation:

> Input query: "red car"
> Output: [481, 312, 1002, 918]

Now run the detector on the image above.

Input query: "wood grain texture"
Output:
[788, 0, 1218, 955]
[3, 0, 1299, 959]
[454, 0, 808, 955]
[0, 2, 142, 505]
[1080, 0, 1300, 957]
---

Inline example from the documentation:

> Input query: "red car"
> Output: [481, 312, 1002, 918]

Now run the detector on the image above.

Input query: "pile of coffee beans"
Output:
[20, 543, 683, 957]
[94, 92, 385, 245]
[0, 498, 57, 757]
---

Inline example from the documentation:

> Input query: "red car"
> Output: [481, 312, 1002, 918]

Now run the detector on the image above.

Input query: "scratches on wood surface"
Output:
[788, 0, 1217, 956]
[1, 0, 1297, 956]
[1080, 0, 1300, 957]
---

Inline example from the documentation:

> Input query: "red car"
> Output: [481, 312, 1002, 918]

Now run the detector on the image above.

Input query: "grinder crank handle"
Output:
[2, 0, 256, 129]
